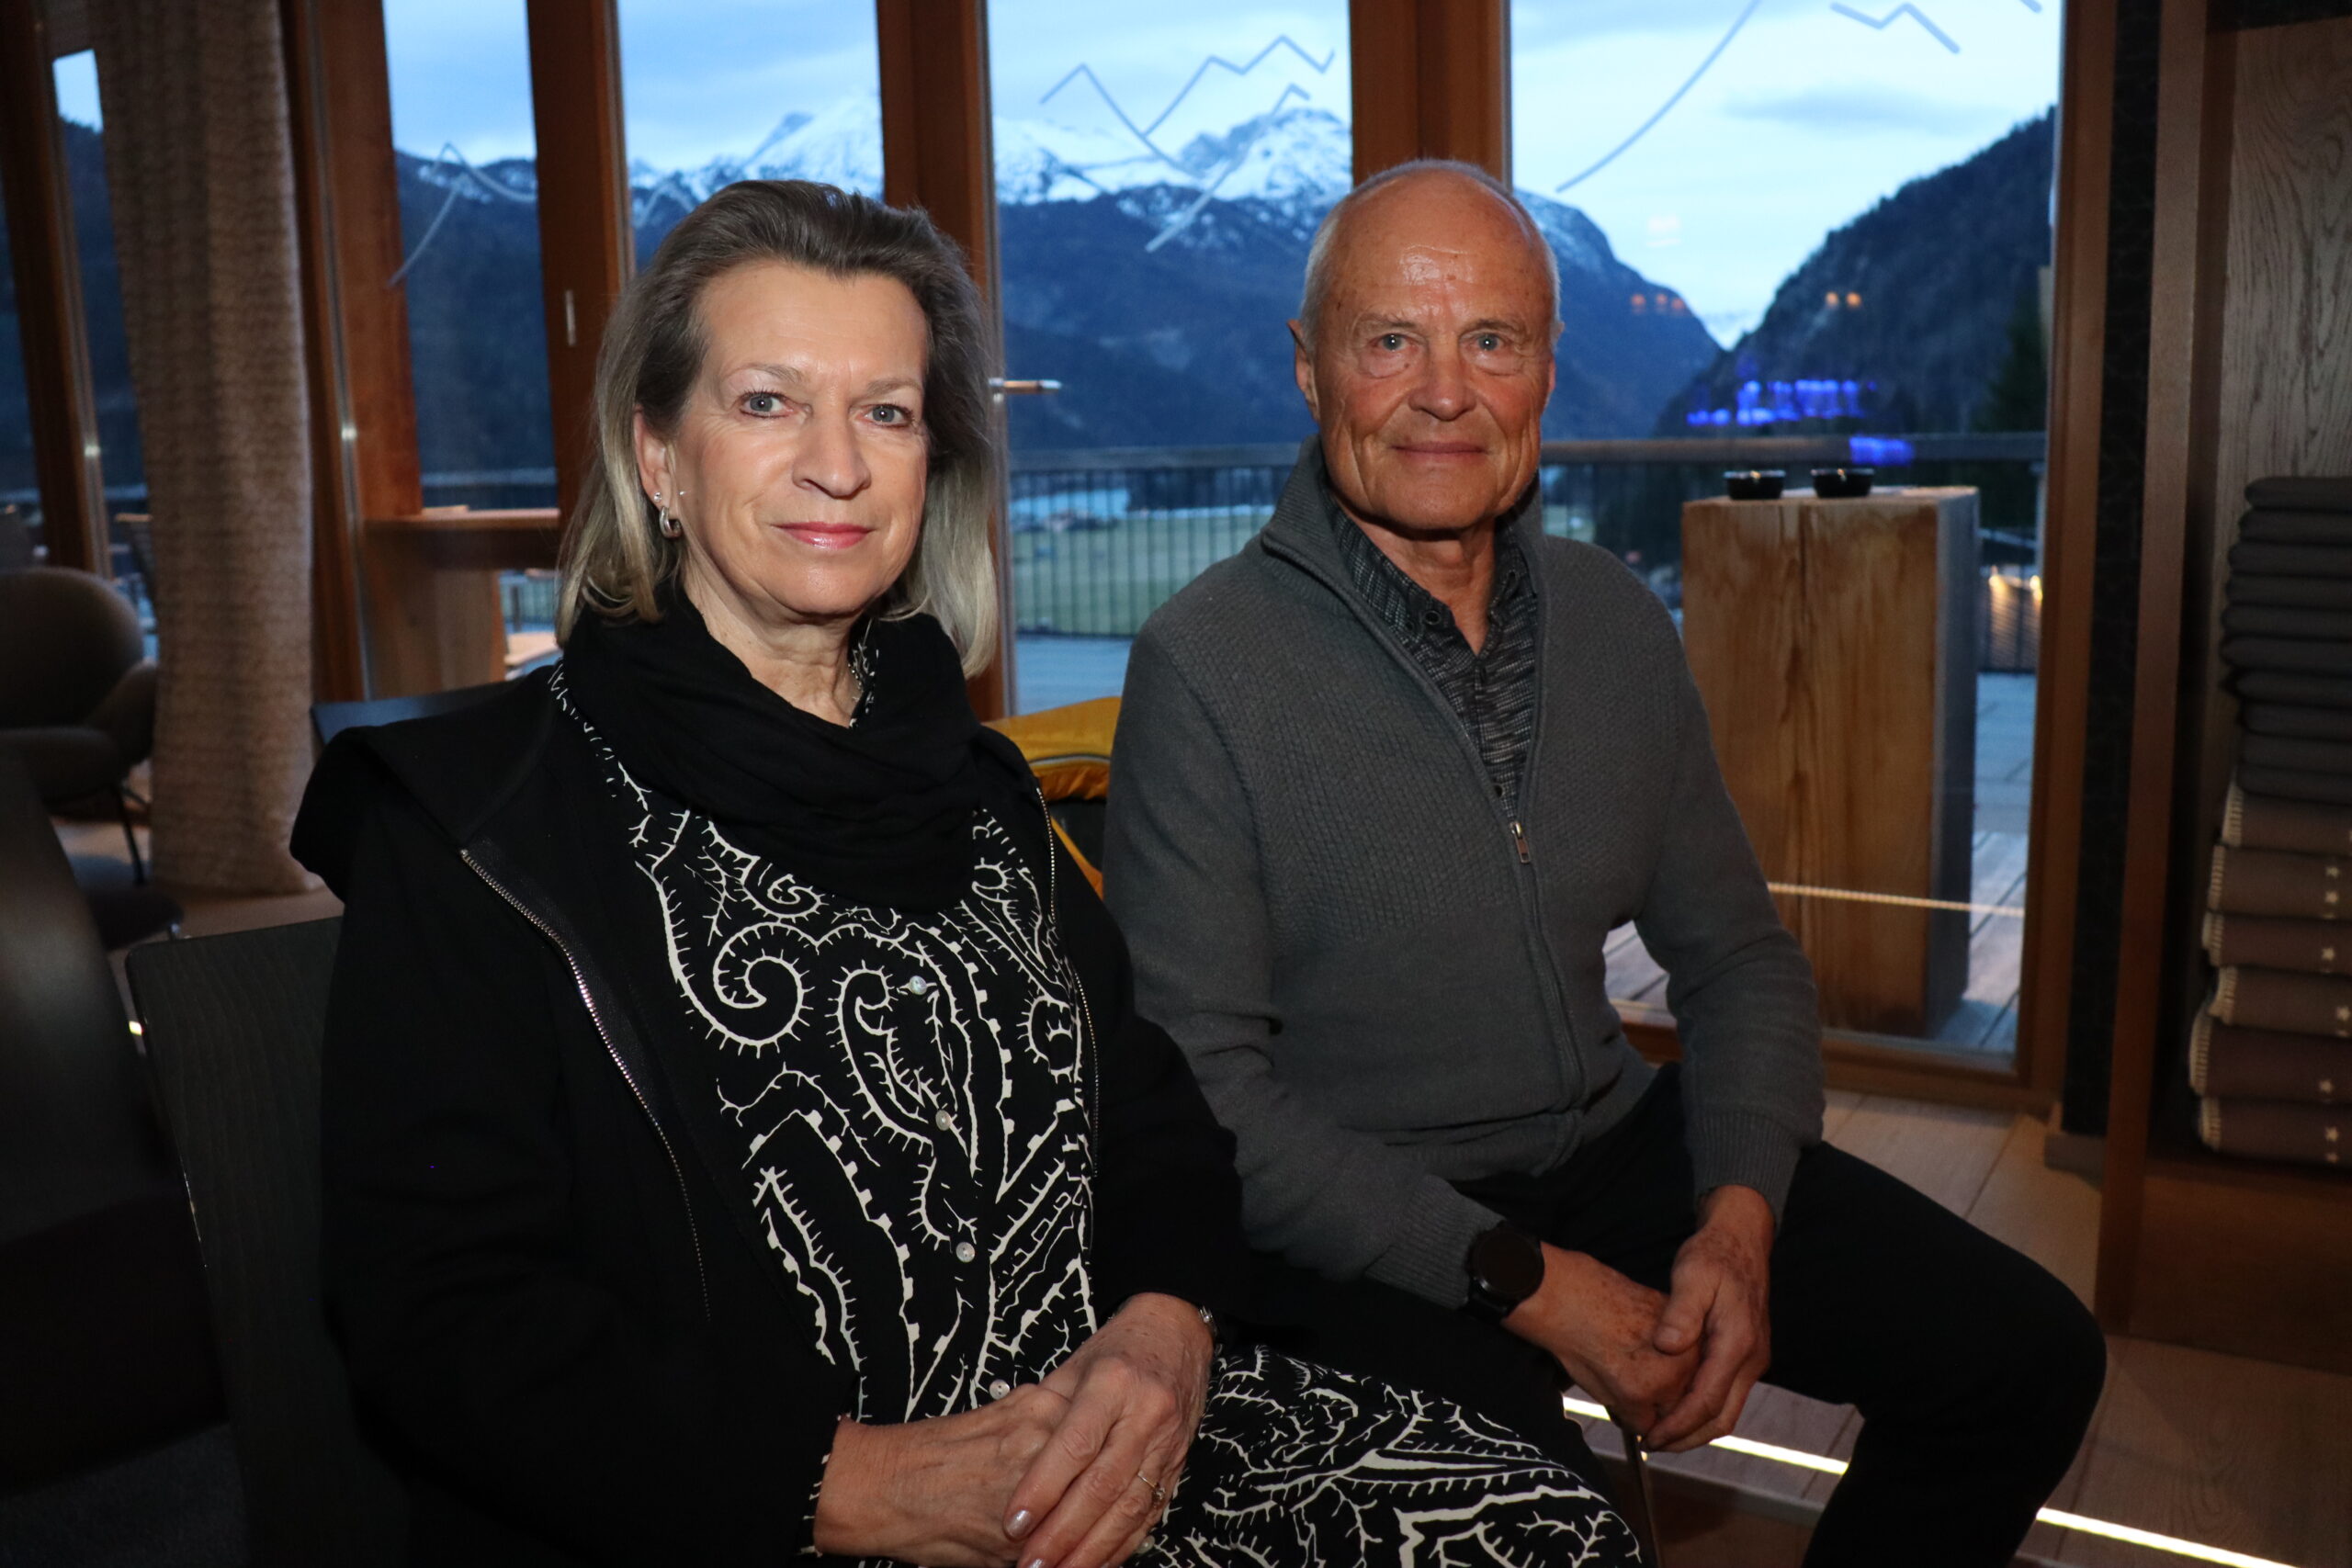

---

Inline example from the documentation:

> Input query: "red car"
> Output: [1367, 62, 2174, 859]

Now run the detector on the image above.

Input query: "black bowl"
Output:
[1811, 466, 1876, 499]
[1724, 469, 1786, 501]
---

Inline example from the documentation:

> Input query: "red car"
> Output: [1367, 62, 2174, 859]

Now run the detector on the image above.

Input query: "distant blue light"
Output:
[1849, 435, 1915, 466]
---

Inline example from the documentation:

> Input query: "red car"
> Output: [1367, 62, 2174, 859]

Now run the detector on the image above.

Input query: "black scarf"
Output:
[560, 588, 983, 910]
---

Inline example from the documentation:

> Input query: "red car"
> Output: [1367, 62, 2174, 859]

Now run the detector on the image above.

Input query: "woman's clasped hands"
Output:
[811, 1293, 1214, 1567]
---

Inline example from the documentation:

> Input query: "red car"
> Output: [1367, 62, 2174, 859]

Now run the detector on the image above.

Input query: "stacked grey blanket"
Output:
[2201, 477, 2352, 1168]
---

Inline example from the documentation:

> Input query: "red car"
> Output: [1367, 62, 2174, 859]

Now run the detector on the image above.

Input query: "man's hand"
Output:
[1645, 1184, 1775, 1452]
[1503, 1245, 1699, 1437]
[1001, 1292, 1214, 1568]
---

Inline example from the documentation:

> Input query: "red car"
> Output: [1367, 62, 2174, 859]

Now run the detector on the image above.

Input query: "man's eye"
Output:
[1376, 333, 1407, 351]
[1477, 334, 1503, 352]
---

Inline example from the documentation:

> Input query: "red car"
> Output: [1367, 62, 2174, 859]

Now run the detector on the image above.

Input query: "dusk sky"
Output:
[66, 0, 2064, 346]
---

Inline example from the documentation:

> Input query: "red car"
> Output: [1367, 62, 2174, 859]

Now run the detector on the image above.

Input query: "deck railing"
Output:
[1007, 434, 2047, 671]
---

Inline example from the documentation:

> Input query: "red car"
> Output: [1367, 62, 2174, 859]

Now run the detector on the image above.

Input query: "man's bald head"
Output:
[1297, 161, 1561, 349]
[1286, 160, 1559, 539]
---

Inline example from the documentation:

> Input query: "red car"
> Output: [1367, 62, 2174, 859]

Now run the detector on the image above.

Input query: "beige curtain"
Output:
[90, 0, 315, 893]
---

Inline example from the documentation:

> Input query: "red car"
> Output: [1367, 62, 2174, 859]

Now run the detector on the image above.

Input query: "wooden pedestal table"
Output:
[1681, 488, 1979, 1037]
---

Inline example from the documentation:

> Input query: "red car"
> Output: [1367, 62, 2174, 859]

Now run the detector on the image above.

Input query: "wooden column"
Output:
[526, 0, 629, 525]
[0, 0, 108, 574]
[876, 0, 1012, 717]
[1349, 0, 1510, 183]
[2095, 0, 2236, 1332]
[1684, 490, 1981, 1037]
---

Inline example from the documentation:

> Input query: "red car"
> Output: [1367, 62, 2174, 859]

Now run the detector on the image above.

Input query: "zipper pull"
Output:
[1510, 819, 1532, 863]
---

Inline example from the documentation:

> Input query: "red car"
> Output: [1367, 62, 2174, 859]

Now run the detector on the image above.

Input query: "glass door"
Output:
[1510, 0, 2064, 1057]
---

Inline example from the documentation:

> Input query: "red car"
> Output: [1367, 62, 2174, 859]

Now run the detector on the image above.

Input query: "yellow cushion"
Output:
[987, 697, 1119, 894]
[986, 696, 1118, 803]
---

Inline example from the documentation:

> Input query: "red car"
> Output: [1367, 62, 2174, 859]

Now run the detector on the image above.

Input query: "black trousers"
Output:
[1249, 1066, 2109, 1568]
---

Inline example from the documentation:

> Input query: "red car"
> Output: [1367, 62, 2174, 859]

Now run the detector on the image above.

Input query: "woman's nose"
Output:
[796, 408, 871, 498]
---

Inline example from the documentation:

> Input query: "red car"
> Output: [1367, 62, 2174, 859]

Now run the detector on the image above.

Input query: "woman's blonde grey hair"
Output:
[558, 179, 1001, 675]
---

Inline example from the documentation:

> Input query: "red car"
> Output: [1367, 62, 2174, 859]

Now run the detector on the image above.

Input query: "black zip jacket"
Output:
[291, 669, 1245, 1566]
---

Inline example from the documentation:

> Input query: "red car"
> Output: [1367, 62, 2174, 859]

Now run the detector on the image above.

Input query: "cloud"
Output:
[1721, 82, 2000, 135]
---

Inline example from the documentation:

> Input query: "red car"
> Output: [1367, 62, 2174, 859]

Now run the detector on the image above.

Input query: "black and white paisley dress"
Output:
[567, 686, 1637, 1565]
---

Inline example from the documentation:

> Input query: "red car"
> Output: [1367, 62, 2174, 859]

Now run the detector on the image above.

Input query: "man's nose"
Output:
[797, 406, 872, 499]
[1408, 343, 1474, 421]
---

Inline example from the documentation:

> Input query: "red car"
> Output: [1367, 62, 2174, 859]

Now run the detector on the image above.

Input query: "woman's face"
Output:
[639, 261, 932, 639]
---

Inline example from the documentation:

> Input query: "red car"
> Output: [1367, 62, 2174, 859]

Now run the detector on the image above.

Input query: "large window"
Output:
[618, 0, 884, 267]
[987, 1, 1352, 712]
[1511, 2, 2063, 1055]
[50, 50, 150, 616]
[0, 131, 41, 560]
[383, 0, 554, 513]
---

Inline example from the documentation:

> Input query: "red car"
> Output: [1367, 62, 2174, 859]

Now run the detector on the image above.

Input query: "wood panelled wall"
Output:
[2098, 6, 2352, 1369]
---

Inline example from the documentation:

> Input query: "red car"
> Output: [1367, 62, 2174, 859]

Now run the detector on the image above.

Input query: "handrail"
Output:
[391, 433, 2052, 494]
[1001, 432, 2046, 474]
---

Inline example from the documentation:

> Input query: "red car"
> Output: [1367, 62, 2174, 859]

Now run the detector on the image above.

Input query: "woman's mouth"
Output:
[776, 523, 872, 549]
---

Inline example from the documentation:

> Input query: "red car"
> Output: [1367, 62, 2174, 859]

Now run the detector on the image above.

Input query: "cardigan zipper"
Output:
[460, 848, 712, 1321]
[1260, 522, 1587, 1108]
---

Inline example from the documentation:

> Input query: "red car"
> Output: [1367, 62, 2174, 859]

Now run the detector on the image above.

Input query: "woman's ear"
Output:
[632, 409, 671, 505]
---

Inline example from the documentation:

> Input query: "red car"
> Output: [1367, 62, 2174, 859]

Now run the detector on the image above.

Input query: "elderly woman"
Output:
[292, 180, 1636, 1567]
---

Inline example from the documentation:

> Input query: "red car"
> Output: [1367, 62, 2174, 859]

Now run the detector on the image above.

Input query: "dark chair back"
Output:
[0, 750, 219, 1491]
[0, 567, 143, 729]
[128, 919, 407, 1566]
[0, 750, 167, 1244]
[312, 680, 509, 748]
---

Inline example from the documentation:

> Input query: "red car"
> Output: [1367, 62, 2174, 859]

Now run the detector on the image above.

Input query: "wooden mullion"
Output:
[281, 0, 370, 700]
[310, 0, 420, 524]
[1349, 0, 1510, 182]
[2016, 0, 2120, 1109]
[876, 0, 1012, 718]
[526, 0, 630, 526]
[0, 0, 107, 573]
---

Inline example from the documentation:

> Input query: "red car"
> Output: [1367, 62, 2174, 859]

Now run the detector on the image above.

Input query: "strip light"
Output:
[1561, 1397, 2298, 1568]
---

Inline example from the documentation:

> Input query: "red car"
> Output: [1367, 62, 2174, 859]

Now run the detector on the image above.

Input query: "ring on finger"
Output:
[1136, 1470, 1166, 1507]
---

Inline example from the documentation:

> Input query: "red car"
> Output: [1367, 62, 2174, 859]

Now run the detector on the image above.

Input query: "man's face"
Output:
[1294, 175, 1557, 536]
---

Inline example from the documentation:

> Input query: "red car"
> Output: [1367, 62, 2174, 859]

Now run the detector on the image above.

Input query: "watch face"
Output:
[1472, 1225, 1545, 1304]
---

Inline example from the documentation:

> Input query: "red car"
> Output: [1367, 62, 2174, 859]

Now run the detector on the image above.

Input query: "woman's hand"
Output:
[811, 1385, 1070, 1566]
[1001, 1293, 1215, 1568]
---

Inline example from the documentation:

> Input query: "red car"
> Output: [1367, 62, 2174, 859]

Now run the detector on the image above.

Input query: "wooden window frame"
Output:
[0, 0, 111, 576]
[277, 0, 2112, 1121]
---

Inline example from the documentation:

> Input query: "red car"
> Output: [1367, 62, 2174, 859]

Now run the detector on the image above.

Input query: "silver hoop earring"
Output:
[659, 508, 683, 539]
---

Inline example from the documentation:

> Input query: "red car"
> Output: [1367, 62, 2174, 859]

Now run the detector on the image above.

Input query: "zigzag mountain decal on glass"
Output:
[384, 54, 1718, 459]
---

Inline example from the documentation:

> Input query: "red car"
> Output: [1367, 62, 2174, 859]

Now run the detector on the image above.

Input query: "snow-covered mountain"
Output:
[390, 96, 1717, 462]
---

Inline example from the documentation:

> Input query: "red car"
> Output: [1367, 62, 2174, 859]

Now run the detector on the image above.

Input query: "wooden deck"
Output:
[1606, 828, 2030, 1054]
[1608, 671, 2037, 1055]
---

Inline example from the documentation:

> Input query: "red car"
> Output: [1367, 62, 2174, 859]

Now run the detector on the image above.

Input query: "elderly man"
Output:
[1104, 161, 2105, 1567]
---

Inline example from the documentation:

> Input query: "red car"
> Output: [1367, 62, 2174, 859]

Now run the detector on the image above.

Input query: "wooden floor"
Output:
[1583, 1091, 2352, 1568]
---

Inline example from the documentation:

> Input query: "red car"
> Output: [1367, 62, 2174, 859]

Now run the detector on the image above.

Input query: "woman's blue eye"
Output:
[872, 403, 910, 425]
[744, 392, 783, 414]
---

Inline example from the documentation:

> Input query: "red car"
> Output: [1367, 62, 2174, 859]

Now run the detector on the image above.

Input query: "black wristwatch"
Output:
[1464, 1222, 1546, 1324]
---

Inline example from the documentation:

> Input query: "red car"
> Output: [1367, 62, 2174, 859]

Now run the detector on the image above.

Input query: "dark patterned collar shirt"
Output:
[1326, 479, 1541, 812]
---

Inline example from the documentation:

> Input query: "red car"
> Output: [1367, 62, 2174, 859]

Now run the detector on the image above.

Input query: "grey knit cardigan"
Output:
[1103, 446, 1825, 1309]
